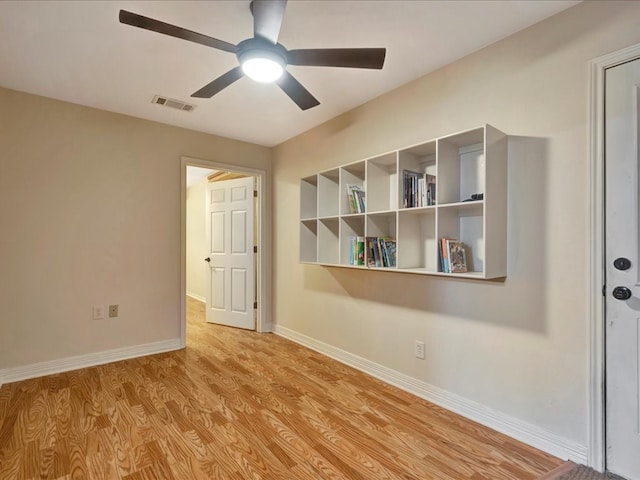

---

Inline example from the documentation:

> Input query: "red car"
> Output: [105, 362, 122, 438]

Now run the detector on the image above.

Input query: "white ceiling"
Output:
[186, 166, 214, 188]
[0, 0, 579, 147]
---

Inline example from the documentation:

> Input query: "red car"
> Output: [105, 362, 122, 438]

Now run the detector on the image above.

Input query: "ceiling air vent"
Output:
[152, 95, 195, 112]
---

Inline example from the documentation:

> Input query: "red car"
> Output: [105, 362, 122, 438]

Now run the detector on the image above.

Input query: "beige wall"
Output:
[273, 1, 640, 449]
[0, 87, 271, 369]
[186, 177, 209, 301]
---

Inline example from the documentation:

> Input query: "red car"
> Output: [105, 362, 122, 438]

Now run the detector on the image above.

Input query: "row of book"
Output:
[346, 184, 365, 213]
[348, 236, 397, 268]
[439, 238, 467, 273]
[367, 236, 396, 268]
[403, 170, 436, 208]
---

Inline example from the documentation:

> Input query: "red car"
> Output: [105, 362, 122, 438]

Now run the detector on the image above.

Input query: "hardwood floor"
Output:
[0, 297, 565, 479]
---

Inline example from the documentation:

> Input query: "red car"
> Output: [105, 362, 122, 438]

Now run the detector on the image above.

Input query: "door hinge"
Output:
[253, 301, 258, 309]
[602, 284, 606, 297]
[254, 190, 258, 198]
[254, 246, 258, 253]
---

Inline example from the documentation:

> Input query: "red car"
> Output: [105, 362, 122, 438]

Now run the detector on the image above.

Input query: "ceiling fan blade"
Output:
[119, 10, 237, 54]
[250, 0, 287, 44]
[287, 48, 386, 69]
[191, 67, 244, 98]
[277, 71, 320, 111]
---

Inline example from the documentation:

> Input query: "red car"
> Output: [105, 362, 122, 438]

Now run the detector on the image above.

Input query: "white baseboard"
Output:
[0, 338, 183, 386]
[186, 292, 206, 303]
[273, 325, 588, 464]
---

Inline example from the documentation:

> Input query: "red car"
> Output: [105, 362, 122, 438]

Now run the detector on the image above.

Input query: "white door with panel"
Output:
[605, 57, 640, 478]
[205, 176, 255, 330]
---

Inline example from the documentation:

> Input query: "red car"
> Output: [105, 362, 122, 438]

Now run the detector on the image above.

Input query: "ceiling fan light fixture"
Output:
[241, 56, 284, 83]
[237, 38, 287, 83]
[120, 2, 386, 110]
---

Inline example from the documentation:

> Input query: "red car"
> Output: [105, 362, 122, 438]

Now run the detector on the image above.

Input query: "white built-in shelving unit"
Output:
[299, 124, 507, 279]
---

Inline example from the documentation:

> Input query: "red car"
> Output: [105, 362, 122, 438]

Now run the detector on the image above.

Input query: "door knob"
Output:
[204, 257, 211, 262]
[612, 286, 632, 300]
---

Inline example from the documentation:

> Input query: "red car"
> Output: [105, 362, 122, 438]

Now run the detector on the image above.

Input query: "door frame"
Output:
[588, 42, 640, 472]
[180, 156, 271, 342]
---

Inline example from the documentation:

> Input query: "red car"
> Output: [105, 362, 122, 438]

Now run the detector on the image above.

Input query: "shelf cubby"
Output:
[367, 212, 397, 238]
[299, 124, 507, 279]
[300, 220, 318, 263]
[317, 218, 340, 264]
[318, 169, 340, 218]
[367, 152, 398, 213]
[300, 175, 318, 220]
[399, 140, 436, 209]
[340, 216, 365, 266]
[437, 202, 484, 274]
[398, 208, 437, 272]
[340, 161, 366, 215]
[366, 212, 397, 269]
[437, 127, 485, 205]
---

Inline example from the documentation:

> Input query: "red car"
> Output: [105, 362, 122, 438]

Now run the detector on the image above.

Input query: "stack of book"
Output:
[439, 238, 468, 273]
[346, 184, 365, 213]
[402, 170, 436, 208]
[366, 236, 396, 268]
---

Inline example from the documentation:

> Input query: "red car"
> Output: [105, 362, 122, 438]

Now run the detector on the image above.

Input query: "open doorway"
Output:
[185, 165, 215, 304]
[180, 156, 270, 347]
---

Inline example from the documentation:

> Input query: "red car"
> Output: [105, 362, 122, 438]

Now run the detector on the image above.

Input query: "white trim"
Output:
[0, 339, 182, 385]
[186, 291, 206, 303]
[274, 325, 587, 464]
[588, 42, 640, 472]
[180, 157, 272, 344]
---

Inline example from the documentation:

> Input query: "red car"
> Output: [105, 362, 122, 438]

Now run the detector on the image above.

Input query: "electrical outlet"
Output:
[109, 305, 119, 318]
[414, 341, 425, 360]
[92, 305, 105, 320]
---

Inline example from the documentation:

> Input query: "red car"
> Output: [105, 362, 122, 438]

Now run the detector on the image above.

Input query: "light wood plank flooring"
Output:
[0, 297, 565, 479]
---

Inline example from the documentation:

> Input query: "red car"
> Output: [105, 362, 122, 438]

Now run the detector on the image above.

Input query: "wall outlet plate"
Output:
[414, 341, 426, 360]
[109, 305, 118, 318]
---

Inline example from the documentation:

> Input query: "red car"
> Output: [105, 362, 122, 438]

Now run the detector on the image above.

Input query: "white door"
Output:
[205, 176, 255, 330]
[605, 57, 640, 478]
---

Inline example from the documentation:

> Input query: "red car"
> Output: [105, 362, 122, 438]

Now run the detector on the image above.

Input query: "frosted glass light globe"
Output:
[242, 57, 284, 83]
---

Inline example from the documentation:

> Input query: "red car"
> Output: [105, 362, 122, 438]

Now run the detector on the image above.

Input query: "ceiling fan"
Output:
[119, 0, 386, 111]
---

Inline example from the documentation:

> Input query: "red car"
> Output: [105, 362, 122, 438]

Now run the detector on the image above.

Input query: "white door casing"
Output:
[205, 176, 255, 330]
[605, 57, 640, 479]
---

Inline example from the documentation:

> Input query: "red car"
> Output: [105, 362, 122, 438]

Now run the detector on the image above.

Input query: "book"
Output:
[425, 174, 436, 205]
[372, 237, 382, 266]
[349, 236, 356, 265]
[440, 238, 448, 273]
[366, 237, 377, 267]
[357, 189, 365, 212]
[384, 239, 397, 267]
[448, 241, 468, 273]
[346, 184, 365, 213]
[402, 169, 422, 208]
[440, 237, 456, 273]
[382, 238, 391, 266]
[376, 238, 386, 266]
[356, 236, 365, 265]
